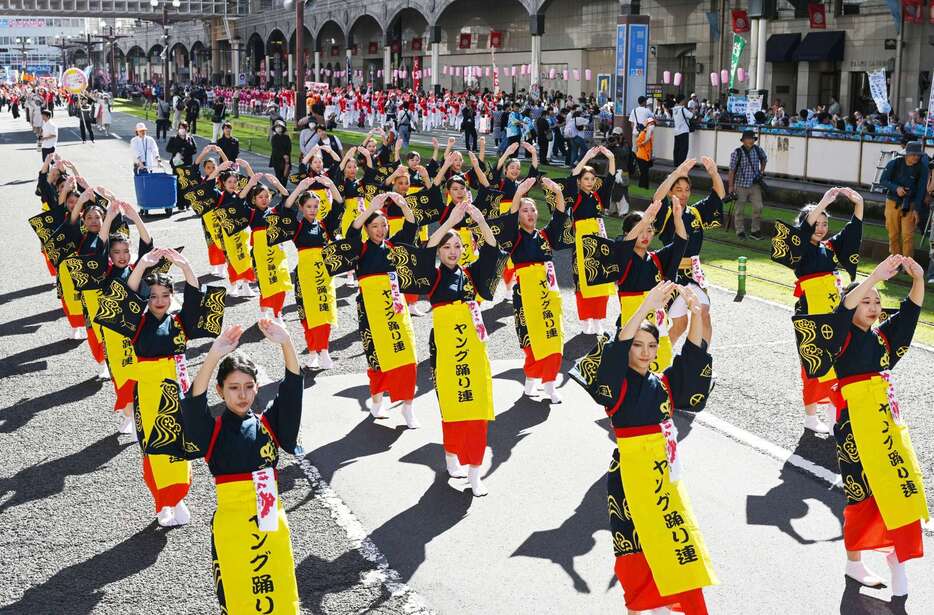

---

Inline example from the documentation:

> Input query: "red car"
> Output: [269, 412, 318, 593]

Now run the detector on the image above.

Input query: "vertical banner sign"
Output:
[625, 23, 648, 116]
[926, 73, 934, 137]
[614, 24, 627, 116]
[867, 68, 892, 113]
[728, 33, 747, 89]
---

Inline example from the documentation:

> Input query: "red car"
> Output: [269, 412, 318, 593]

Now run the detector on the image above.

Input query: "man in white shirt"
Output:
[687, 93, 699, 113]
[671, 93, 693, 165]
[39, 109, 57, 161]
[628, 96, 653, 145]
[130, 122, 161, 173]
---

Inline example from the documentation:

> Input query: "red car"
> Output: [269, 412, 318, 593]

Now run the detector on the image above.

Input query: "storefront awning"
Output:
[794, 31, 845, 62]
[766, 33, 801, 63]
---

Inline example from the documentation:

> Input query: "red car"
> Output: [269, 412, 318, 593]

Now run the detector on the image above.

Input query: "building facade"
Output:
[98, 0, 931, 116]
[0, 16, 88, 78]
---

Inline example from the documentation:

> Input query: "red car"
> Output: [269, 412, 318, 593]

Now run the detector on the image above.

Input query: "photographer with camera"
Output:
[728, 129, 768, 239]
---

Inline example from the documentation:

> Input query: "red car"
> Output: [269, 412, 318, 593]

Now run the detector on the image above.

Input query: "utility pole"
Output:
[49, 37, 79, 73]
[93, 26, 129, 93]
[14, 37, 31, 77]
[150, 0, 180, 101]
[290, 0, 308, 127]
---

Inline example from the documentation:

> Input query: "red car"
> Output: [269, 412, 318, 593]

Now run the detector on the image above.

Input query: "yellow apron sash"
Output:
[359, 274, 417, 371]
[214, 480, 299, 615]
[617, 432, 717, 596]
[58, 259, 84, 319]
[297, 248, 336, 327]
[842, 377, 929, 529]
[619, 292, 674, 372]
[82, 288, 105, 344]
[131, 358, 191, 490]
[574, 217, 615, 299]
[223, 228, 253, 276]
[253, 228, 292, 298]
[516, 263, 563, 360]
[433, 302, 495, 422]
[341, 196, 366, 238]
[798, 273, 839, 382]
[457, 226, 478, 267]
[101, 326, 137, 389]
[313, 187, 333, 221]
[203, 209, 224, 248]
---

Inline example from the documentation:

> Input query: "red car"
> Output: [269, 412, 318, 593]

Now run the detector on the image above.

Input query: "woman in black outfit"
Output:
[269, 119, 292, 186]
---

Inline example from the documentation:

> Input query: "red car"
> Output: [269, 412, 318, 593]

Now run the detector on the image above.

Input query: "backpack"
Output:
[175, 97, 184, 111]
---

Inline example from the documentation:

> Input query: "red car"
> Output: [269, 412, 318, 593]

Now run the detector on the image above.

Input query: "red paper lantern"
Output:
[489, 31, 503, 49]
[459, 33, 472, 49]
[731, 9, 750, 33]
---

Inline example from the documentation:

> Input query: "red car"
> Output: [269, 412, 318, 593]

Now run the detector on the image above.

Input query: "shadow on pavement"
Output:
[0, 307, 60, 337]
[3, 522, 168, 614]
[306, 415, 406, 484]
[745, 432, 845, 545]
[485, 386, 552, 479]
[295, 545, 394, 615]
[0, 376, 104, 433]
[367, 442, 474, 581]
[0, 338, 85, 377]
[0, 433, 133, 514]
[839, 576, 908, 615]
[0, 282, 55, 305]
[511, 472, 607, 593]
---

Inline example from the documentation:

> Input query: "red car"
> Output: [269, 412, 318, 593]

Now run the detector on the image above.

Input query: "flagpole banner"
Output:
[706, 11, 721, 42]
[868, 68, 892, 114]
[614, 24, 627, 116]
[625, 22, 649, 115]
[926, 72, 934, 138]
[728, 33, 746, 89]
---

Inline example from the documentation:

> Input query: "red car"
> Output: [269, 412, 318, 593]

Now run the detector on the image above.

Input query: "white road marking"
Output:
[295, 456, 435, 614]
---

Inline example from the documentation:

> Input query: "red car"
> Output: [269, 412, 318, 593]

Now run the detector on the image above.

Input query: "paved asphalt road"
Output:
[1, 109, 932, 614]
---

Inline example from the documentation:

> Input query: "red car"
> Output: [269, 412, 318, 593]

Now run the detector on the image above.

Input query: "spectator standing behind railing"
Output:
[671, 93, 693, 165]
[879, 141, 929, 257]
[728, 130, 768, 240]
[634, 117, 655, 189]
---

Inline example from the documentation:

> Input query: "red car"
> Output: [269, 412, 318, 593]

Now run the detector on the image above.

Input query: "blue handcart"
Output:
[134, 169, 177, 216]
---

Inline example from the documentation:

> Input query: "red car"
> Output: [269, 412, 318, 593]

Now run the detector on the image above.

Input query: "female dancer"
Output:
[279, 176, 346, 369]
[772, 186, 863, 434]
[237, 162, 293, 319]
[792, 254, 926, 597]
[561, 146, 617, 333]
[334, 145, 376, 237]
[207, 160, 256, 297]
[497, 176, 572, 402]
[98, 201, 152, 433]
[346, 192, 419, 425]
[180, 319, 303, 614]
[186, 144, 229, 276]
[652, 157, 725, 344]
[421, 201, 504, 495]
[97, 247, 225, 526]
[491, 141, 541, 295]
[584, 200, 687, 372]
[572, 281, 716, 614]
[62, 188, 125, 373]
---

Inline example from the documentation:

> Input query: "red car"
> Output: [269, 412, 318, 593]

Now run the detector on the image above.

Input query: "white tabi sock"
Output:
[524, 378, 541, 396]
[887, 551, 908, 596]
[156, 506, 175, 527]
[317, 350, 334, 369]
[117, 412, 135, 434]
[401, 402, 420, 429]
[445, 453, 467, 478]
[366, 396, 388, 419]
[173, 500, 191, 526]
[845, 559, 886, 588]
[468, 465, 488, 497]
[543, 380, 562, 403]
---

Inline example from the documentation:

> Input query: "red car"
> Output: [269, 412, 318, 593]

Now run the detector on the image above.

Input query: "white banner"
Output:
[746, 94, 763, 124]
[867, 68, 891, 114]
[926, 73, 934, 136]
